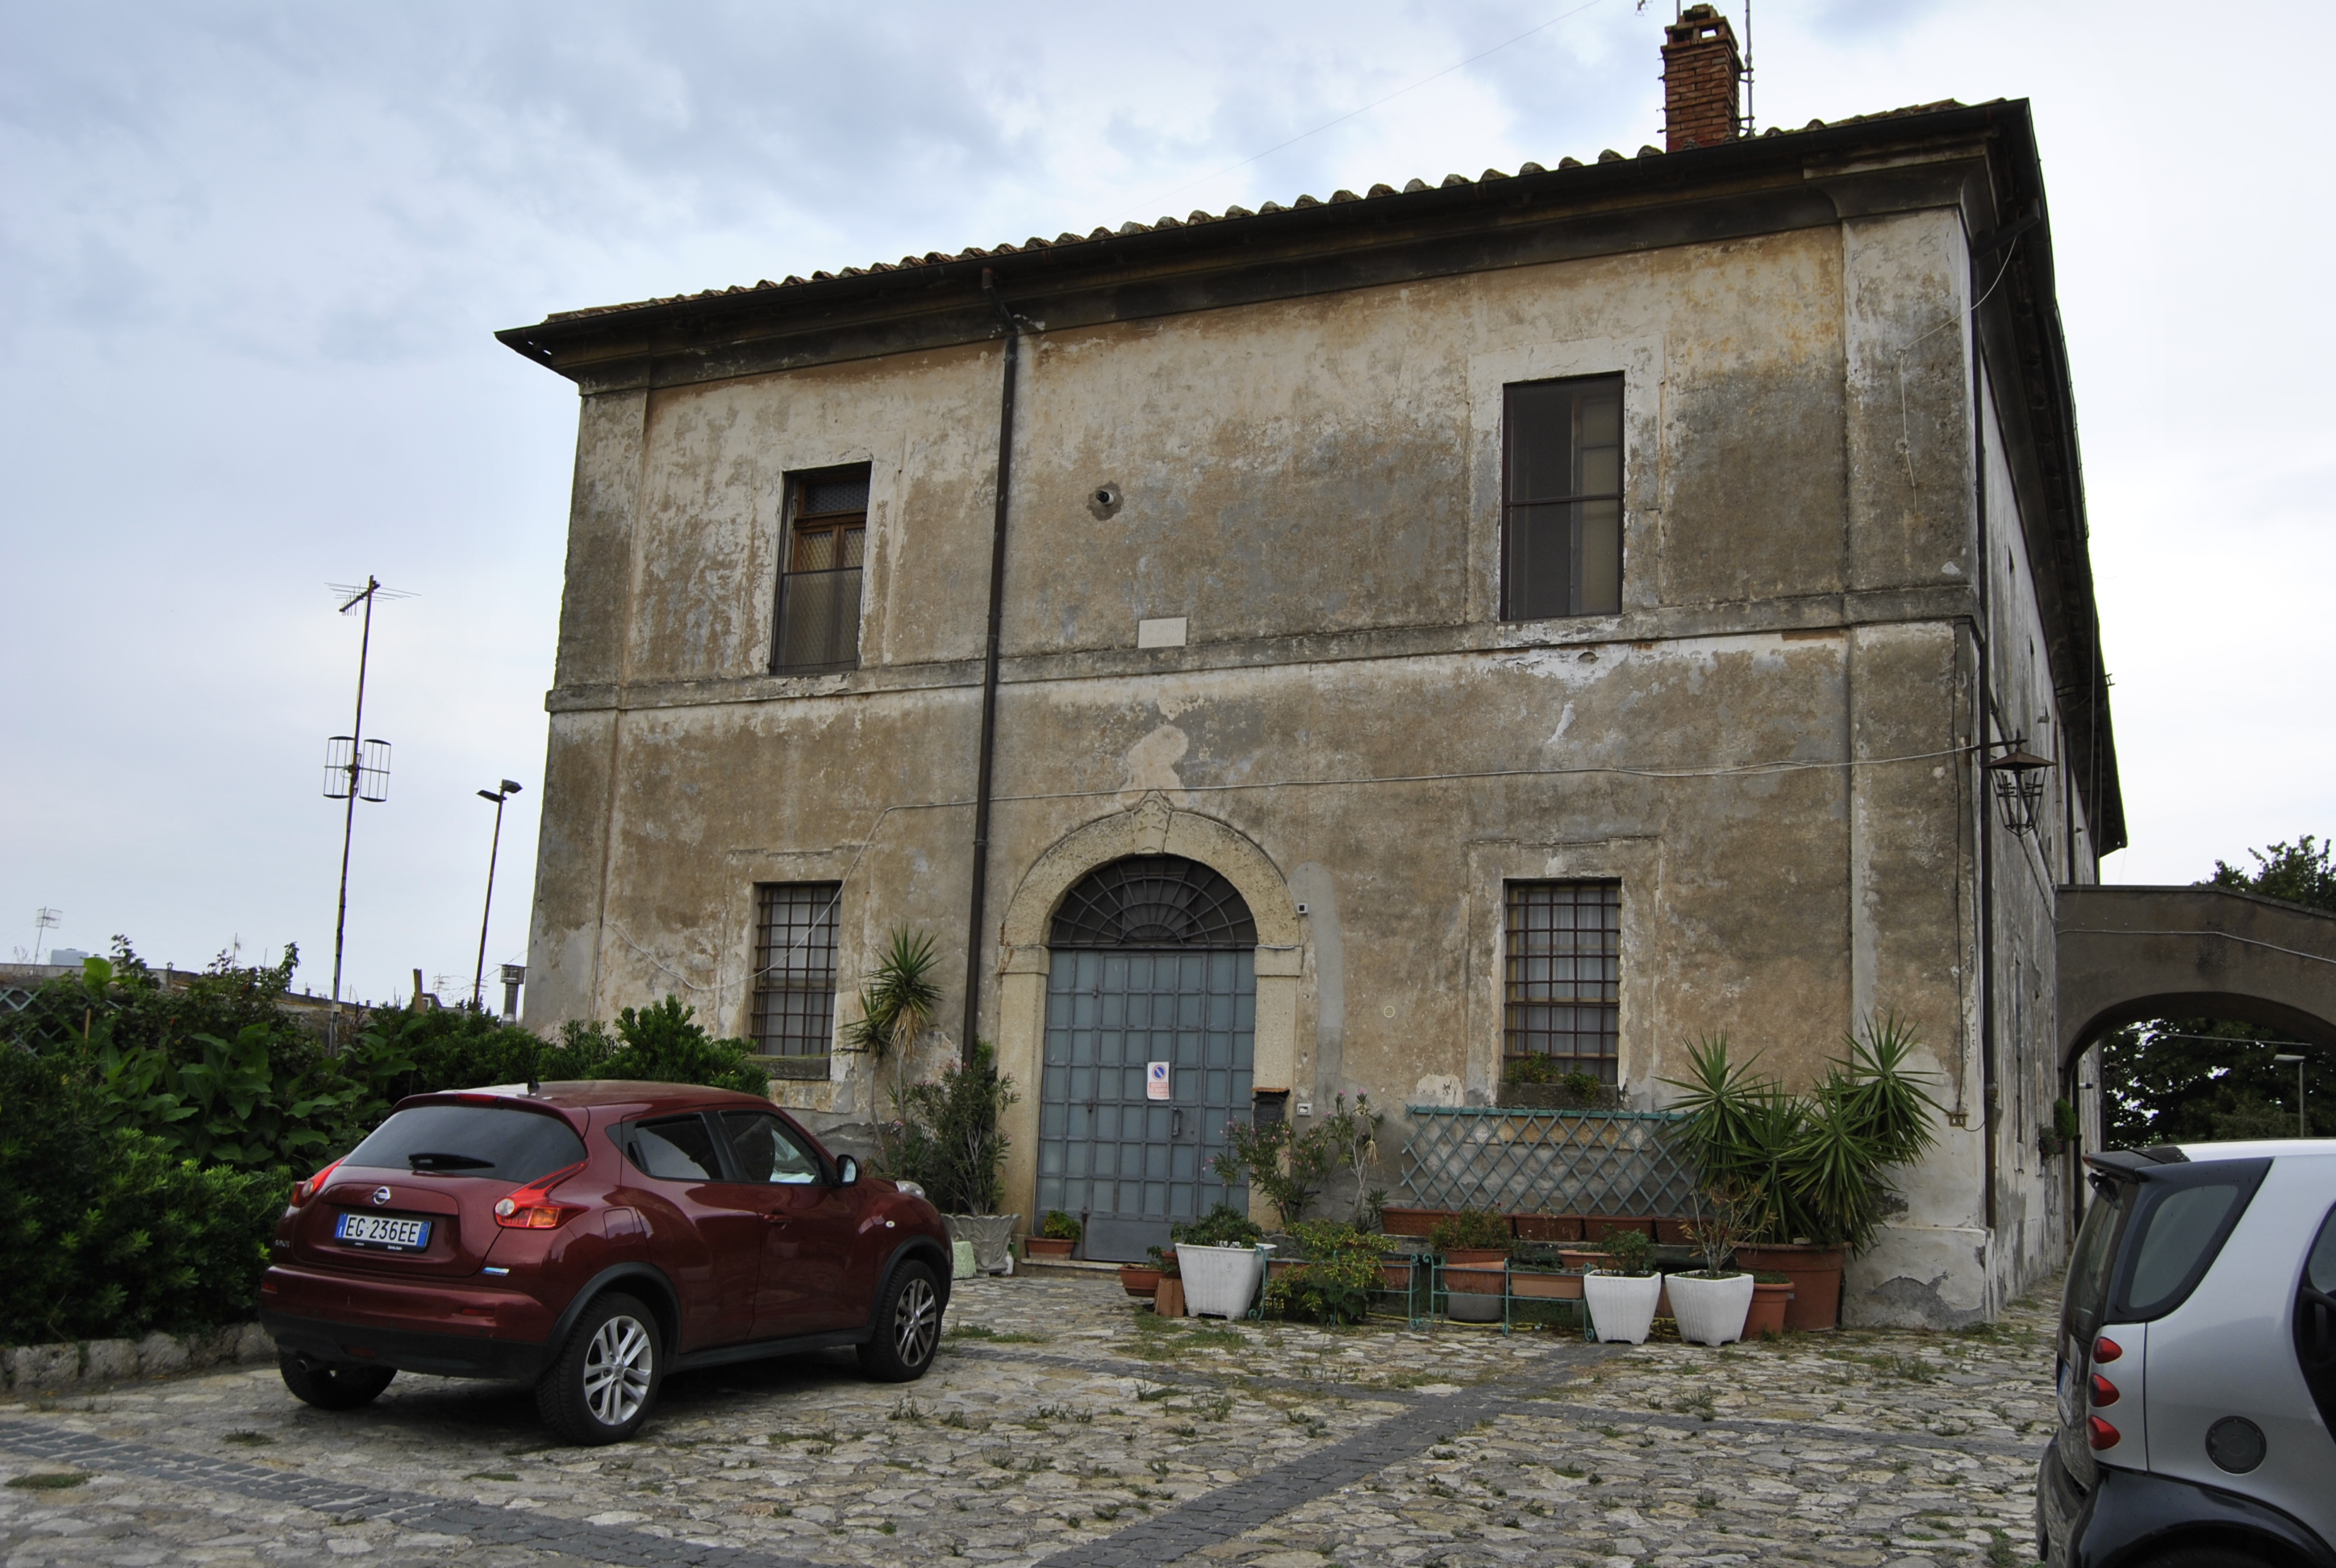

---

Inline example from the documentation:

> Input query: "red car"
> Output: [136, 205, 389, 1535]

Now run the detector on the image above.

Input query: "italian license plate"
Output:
[336, 1212, 432, 1252]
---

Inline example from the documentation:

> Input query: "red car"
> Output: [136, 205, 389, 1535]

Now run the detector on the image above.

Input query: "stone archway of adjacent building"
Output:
[991, 793, 1303, 1244]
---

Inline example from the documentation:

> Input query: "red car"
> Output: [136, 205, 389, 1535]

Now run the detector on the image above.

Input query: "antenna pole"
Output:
[1742, 0, 1754, 136]
[328, 576, 379, 1040]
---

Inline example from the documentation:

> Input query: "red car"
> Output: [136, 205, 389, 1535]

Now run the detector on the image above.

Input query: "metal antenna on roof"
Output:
[1742, 0, 1755, 136]
[321, 577, 414, 1049]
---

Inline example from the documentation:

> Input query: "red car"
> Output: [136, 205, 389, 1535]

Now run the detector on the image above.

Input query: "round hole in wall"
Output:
[1382, 1004, 1396, 1018]
[1087, 482, 1125, 520]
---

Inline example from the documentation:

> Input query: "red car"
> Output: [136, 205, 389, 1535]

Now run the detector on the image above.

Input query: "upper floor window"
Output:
[1503, 376, 1622, 619]
[773, 465, 869, 673]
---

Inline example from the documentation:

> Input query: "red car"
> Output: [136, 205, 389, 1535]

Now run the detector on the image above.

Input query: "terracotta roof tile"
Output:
[534, 102, 1973, 324]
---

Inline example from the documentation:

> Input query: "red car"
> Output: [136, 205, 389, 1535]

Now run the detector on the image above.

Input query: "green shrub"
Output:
[1171, 1203, 1262, 1250]
[1591, 1228, 1654, 1275]
[1266, 1222, 1393, 1325]
[877, 1039, 1015, 1214]
[1427, 1209, 1512, 1255]
[0, 1043, 282, 1343]
[1041, 1210, 1081, 1241]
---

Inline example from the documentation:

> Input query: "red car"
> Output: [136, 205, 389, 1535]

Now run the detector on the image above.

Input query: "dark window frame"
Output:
[1500, 374, 1625, 621]
[750, 882, 843, 1078]
[772, 465, 870, 673]
[1502, 879, 1621, 1081]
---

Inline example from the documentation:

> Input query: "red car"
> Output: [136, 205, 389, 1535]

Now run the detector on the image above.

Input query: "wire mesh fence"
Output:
[1397, 1105, 1700, 1216]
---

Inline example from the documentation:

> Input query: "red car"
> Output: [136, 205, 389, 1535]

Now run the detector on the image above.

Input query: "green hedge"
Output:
[0, 944, 767, 1345]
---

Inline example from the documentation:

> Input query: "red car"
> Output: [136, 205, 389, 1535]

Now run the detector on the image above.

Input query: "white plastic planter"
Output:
[1665, 1270, 1755, 1345]
[1583, 1270, 1662, 1344]
[946, 1215, 1020, 1275]
[1176, 1244, 1267, 1319]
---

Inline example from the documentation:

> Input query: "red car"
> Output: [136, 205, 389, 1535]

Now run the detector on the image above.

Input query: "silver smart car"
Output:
[2038, 1139, 2336, 1568]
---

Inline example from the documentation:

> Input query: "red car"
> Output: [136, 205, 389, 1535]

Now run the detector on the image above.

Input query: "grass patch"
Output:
[466, 1471, 521, 1483]
[945, 1324, 1049, 1344]
[222, 1430, 273, 1445]
[6, 1474, 88, 1491]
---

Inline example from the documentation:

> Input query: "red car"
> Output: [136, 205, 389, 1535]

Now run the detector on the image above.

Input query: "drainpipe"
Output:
[1970, 282, 1999, 1245]
[960, 269, 1021, 1061]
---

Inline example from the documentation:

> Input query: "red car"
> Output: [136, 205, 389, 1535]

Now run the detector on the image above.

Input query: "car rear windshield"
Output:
[2063, 1180, 2130, 1343]
[2109, 1158, 2269, 1320]
[341, 1105, 586, 1183]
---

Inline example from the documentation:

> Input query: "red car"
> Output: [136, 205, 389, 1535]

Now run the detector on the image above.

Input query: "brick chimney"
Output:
[1662, 4, 1743, 152]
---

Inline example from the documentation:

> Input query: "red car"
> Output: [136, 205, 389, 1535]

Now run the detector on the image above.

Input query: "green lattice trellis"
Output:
[1399, 1106, 1700, 1216]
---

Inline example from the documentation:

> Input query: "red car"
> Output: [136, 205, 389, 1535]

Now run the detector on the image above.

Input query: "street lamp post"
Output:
[471, 780, 524, 1011]
[2273, 1053, 2307, 1139]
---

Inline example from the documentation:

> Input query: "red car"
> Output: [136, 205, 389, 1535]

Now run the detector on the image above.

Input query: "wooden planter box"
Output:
[1381, 1207, 1457, 1237]
[1024, 1236, 1077, 1259]
[1153, 1276, 1185, 1316]
[1509, 1268, 1583, 1300]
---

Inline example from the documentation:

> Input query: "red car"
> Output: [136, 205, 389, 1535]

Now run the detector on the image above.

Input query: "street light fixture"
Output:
[2273, 1054, 2308, 1139]
[472, 780, 524, 1011]
[1984, 740, 2053, 836]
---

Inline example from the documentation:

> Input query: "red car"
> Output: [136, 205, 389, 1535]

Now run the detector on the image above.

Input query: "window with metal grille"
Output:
[1503, 375, 1623, 619]
[1504, 880, 1621, 1081]
[773, 467, 869, 673]
[1049, 856, 1258, 949]
[751, 883, 841, 1075]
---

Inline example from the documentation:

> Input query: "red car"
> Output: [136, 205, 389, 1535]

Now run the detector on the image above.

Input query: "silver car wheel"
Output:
[893, 1275, 939, 1368]
[582, 1313, 653, 1427]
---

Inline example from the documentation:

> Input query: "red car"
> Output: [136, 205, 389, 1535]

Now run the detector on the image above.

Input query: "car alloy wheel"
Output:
[893, 1273, 939, 1368]
[583, 1312, 654, 1428]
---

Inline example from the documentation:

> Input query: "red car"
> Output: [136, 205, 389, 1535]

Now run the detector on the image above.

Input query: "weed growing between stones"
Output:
[945, 1324, 1048, 1344]
[6, 1474, 86, 1491]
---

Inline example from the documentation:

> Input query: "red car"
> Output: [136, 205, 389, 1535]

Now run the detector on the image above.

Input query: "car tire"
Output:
[857, 1260, 943, 1382]
[277, 1352, 396, 1411]
[536, 1292, 661, 1446]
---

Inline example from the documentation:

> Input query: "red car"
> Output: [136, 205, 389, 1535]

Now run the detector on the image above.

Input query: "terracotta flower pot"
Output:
[1745, 1279, 1793, 1337]
[1510, 1214, 1583, 1243]
[1380, 1207, 1456, 1237]
[1653, 1218, 1695, 1246]
[1120, 1265, 1161, 1298]
[1556, 1247, 1608, 1270]
[1734, 1244, 1845, 1331]
[1024, 1236, 1076, 1259]
[1443, 1261, 1507, 1321]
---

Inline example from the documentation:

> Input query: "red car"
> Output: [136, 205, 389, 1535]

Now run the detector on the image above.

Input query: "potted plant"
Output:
[1262, 1222, 1392, 1325]
[1507, 1241, 1585, 1300]
[1118, 1261, 1162, 1298]
[880, 1038, 1021, 1274]
[1170, 1204, 1268, 1319]
[1746, 1271, 1794, 1337]
[1026, 1210, 1080, 1259]
[1661, 1016, 1942, 1330]
[1665, 1181, 1758, 1346]
[1582, 1228, 1662, 1343]
[1429, 1209, 1512, 1323]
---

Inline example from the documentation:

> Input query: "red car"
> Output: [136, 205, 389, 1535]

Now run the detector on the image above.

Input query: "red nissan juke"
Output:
[258, 1081, 952, 1445]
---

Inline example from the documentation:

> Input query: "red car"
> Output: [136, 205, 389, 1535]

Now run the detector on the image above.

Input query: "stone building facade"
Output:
[498, 24, 2121, 1324]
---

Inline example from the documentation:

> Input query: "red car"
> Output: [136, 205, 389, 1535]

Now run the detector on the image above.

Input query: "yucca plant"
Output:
[1660, 1016, 1942, 1253]
[844, 928, 942, 1116]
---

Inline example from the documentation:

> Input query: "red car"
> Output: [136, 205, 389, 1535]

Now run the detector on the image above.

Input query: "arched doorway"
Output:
[1038, 855, 1258, 1263]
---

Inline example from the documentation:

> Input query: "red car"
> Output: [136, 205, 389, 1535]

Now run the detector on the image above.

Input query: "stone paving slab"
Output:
[0, 1274, 2063, 1568]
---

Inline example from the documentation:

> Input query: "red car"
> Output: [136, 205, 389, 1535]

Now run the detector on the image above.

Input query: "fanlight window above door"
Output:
[1049, 856, 1258, 949]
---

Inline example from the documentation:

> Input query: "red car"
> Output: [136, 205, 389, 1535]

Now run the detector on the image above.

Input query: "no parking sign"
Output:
[1146, 1061, 1171, 1101]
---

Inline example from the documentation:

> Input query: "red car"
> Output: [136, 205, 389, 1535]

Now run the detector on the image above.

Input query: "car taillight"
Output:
[2089, 1374, 2119, 1406]
[2086, 1416, 2121, 1449]
[2093, 1335, 2122, 1363]
[291, 1158, 344, 1207]
[494, 1161, 587, 1229]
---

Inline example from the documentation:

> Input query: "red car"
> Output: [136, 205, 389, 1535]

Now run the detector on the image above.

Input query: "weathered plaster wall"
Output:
[524, 191, 2092, 1324]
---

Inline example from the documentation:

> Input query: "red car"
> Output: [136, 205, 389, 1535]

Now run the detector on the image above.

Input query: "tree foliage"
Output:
[2104, 836, 2334, 1146]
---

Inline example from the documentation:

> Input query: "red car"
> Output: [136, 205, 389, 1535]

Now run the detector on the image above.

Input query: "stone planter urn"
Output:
[1176, 1244, 1268, 1319]
[1665, 1270, 1755, 1345]
[946, 1214, 1021, 1275]
[1583, 1271, 1662, 1344]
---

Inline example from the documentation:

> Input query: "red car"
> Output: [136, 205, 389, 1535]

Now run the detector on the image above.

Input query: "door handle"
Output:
[761, 1213, 788, 1226]
[1171, 1109, 1183, 1139]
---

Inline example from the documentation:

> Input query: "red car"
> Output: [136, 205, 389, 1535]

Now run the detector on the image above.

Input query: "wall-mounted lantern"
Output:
[1985, 742, 2053, 836]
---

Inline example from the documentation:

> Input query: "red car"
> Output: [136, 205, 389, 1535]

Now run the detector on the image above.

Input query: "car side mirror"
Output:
[834, 1154, 859, 1186]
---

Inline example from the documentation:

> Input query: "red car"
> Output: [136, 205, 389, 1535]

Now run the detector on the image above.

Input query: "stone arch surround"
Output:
[991, 792, 1304, 1226]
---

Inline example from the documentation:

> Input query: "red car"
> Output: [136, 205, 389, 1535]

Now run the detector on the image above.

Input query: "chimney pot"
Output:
[1662, 2, 1744, 153]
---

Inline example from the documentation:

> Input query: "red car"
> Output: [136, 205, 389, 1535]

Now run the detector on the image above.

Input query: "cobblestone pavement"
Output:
[0, 1274, 2060, 1568]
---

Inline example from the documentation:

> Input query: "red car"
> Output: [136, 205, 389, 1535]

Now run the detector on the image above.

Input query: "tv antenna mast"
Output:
[30, 907, 61, 965]
[322, 578, 413, 1039]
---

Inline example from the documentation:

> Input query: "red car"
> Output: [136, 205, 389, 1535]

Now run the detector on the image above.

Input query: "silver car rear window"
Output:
[2109, 1158, 2269, 1320]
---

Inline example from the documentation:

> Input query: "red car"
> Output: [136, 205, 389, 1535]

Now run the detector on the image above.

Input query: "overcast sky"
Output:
[4, 0, 2330, 1007]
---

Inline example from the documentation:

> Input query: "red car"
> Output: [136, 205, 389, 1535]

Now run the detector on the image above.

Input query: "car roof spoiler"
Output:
[2084, 1145, 2191, 1183]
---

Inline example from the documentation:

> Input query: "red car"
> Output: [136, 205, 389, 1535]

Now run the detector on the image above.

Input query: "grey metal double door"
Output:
[1037, 948, 1254, 1263]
